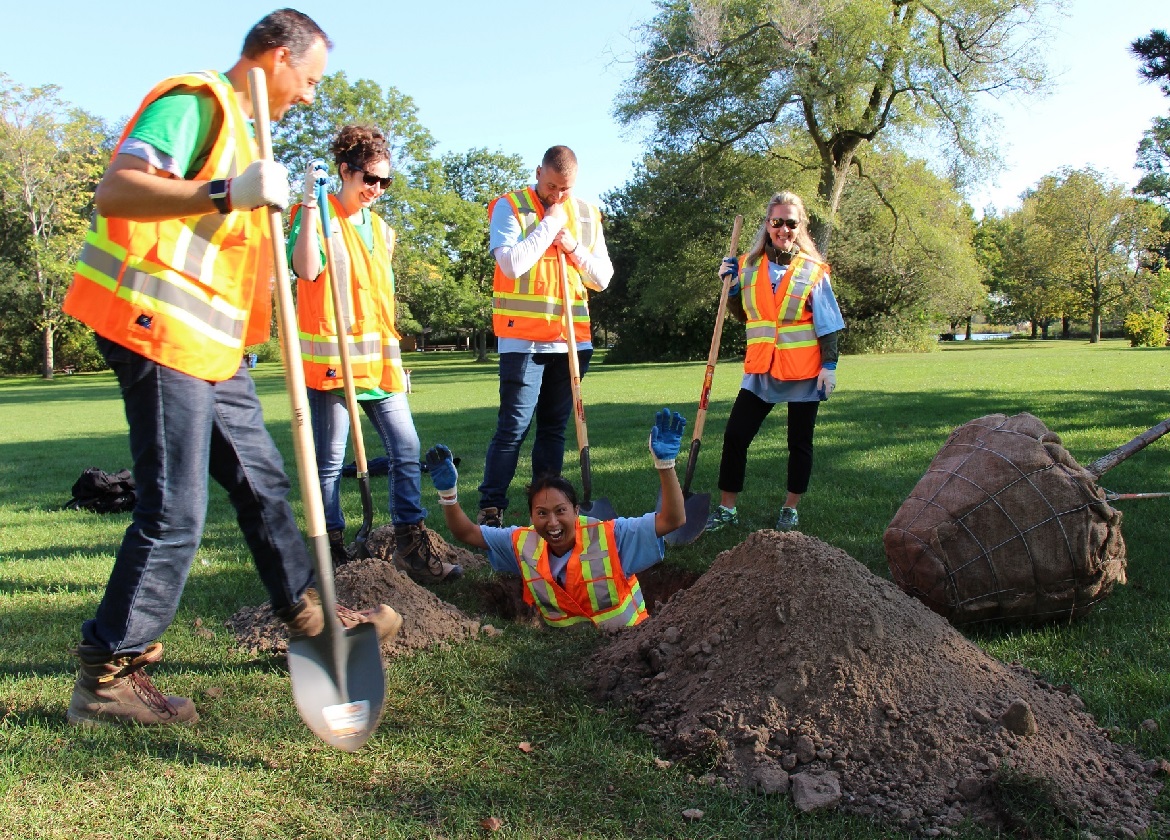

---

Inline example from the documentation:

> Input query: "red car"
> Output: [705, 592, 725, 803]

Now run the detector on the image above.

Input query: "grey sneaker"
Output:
[477, 507, 503, 528]
[775, 507, 800, 531]
[705, 505, 739, 532]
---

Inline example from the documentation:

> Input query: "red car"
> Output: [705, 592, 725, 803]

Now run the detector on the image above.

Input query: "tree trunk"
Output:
[1061, 316, 1071, 339]
[475, 329, 488, 362]
[1041, 320, 1050, 339]
[1030, 320, 1038, 339]
[42, 323, 54, 379]
[964, 316, 973, 340]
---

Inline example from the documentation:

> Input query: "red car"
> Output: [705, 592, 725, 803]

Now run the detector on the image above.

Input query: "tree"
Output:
[438, 148, 528, 360]
[979, 203, 1072, 338]
[1131, 29, 1170, 95]
[271, 72, 448, 338]
[1029, 167, 1167, 342]
[0, 74, 107, 377]
[602, 140, 986, 359]
[618, 0, 1052, 253]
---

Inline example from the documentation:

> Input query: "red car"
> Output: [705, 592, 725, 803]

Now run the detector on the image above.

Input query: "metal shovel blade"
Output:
[664, 491, 711, 546]
[580, 496, 617, 521]
[287, 622, 385, 752]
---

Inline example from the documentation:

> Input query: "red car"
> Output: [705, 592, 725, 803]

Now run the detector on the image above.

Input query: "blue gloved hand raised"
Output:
[421, 444, 460, 502]
[649, 407, 686, 470]
[719, 257, 741, 297]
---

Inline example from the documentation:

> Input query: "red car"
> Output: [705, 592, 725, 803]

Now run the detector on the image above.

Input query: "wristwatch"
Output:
[208, 178, 232, 214]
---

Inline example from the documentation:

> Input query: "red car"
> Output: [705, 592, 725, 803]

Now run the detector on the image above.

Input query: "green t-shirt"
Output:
[127, 73, 240, 178]
[288, 205, 389, 400]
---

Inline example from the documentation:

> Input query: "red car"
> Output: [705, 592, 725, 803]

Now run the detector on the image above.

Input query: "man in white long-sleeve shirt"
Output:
[476, 146, 613, 526]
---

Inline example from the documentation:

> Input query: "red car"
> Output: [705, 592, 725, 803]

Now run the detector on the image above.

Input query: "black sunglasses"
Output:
[767, 217, 800, 230]
[346, 163, 392, 190]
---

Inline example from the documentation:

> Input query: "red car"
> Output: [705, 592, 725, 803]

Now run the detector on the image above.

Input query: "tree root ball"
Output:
[883, 412, 1126, 626]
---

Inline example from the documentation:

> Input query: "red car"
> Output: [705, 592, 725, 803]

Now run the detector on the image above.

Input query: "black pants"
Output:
[718, 389, 820, 496]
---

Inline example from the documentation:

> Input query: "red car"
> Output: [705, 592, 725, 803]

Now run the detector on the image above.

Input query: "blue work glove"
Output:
[719, 257, 741, 297]
[649, 408, 686, 470]
[421, 444, 460, 503]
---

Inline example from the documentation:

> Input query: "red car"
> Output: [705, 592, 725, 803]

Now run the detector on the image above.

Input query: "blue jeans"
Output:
[307, 389, 425, 532]
[83, 337, 314, 656]
[477, 350, 592, 512]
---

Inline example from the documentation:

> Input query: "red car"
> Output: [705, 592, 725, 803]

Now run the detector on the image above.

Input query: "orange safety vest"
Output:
[740, 252, 828, 381]
[293, 196, 406, 393]
[512, 516, 648, 629]
[490, 187, 601, 344]
[63, 71, 270, 383]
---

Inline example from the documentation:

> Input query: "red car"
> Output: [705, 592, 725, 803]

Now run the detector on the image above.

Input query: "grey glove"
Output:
[230, 160, 290, 211]
[302, 159, 328, 209]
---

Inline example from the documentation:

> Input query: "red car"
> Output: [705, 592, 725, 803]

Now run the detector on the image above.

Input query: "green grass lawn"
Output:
[2, 339, 1169, 838]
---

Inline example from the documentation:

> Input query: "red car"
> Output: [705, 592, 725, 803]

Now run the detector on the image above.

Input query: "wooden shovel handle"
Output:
[691, 214, 744, 444]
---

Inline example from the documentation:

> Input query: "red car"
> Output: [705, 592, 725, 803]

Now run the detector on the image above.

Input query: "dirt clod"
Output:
[591, 530, 1162, 836]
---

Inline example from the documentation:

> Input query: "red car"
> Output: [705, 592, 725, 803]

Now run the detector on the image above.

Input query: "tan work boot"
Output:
[278, 591, 403, 643]
[476, 506, 503, 528]
[67, 642, 199, 728]
[392, 522, 462, 584]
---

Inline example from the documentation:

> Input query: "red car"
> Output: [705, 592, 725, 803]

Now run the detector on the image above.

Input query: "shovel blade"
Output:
[664, 492, 711, 546]
[580, 496, 617, 521]
[287, 623, 385, 752]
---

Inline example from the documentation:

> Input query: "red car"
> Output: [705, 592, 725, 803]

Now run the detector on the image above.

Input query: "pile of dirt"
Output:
[591, 531, 1163, 837]
[227, 526, 483, 655]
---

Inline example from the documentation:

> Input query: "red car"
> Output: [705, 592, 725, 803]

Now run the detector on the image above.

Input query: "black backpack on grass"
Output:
[65, 468, 136, 514]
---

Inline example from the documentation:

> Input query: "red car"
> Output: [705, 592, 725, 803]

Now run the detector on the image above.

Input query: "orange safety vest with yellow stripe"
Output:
[63, 71, 270, 383]
[490, 187, 601, 344]
[292, 196, 406, 393]
[740, 252, 828, 381]
[512, 516, 648, 629]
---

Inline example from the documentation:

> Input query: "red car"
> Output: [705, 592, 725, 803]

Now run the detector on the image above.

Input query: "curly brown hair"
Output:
[329, 125, 391, 173]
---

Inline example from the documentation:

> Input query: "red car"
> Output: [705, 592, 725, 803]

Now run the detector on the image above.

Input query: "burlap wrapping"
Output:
[883, 413, 1127, 626]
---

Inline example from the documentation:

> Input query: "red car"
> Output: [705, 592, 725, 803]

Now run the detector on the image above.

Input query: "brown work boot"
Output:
[278, 592, 402, 643]
[328, 529, 351, 567]
[476, 506, 503, 528]
[67, 642, 199, 728]
[392, 521, 463, 584]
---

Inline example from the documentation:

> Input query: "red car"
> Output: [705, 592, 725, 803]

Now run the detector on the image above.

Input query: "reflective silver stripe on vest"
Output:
[745, 324, 777, 343]
[120, 265, 245, 341]
[490, 296, 589, 319]
[777, 258, 818, 323]
[776, 325, 818, 345]
[78, 239, 124, 286]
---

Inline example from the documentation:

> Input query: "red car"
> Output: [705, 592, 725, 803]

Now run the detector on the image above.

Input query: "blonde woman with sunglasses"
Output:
[704, 192, 845, 535]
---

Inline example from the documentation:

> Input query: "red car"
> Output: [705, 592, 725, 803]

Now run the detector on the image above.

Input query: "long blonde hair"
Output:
[744, 191, 823, 263]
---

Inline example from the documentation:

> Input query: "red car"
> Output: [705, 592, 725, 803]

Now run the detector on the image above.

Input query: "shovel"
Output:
[664, 215, 744, 546]
[250, 68, 385, 752]
[558, 250, 616, 521]
[316, 179, 376, 558]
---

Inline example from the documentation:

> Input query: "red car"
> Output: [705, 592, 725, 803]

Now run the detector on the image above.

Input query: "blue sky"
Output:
[4, 0, 1164, 210]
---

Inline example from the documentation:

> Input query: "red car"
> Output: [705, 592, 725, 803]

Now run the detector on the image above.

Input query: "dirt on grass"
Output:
[590, 530, 1165, 838]
[226, 524, 484, 656]
[227, 521, 1164, 837]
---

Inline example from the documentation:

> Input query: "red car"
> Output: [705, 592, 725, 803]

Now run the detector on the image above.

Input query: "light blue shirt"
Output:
[479, 512, 664, 584]
[742, 260, 845, 404]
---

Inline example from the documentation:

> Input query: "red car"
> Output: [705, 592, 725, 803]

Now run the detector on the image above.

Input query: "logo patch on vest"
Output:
[134, 314, 153, 330]
[508, 319, 515, 328]
[326, 368, 337, 378]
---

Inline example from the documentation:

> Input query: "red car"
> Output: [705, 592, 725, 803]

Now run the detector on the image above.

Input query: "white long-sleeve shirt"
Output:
[489, 191, 613, 354]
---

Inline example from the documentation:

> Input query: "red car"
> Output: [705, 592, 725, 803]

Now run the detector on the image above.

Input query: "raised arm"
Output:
[649, 408, 687, 537]
[421, 445, 488, 549]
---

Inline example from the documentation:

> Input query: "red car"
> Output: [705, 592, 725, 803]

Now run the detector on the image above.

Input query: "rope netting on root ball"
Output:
[883, 412, 1137, 627]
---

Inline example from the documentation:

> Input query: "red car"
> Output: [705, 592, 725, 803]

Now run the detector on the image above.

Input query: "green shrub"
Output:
[246, 338, 283, 363]
[1123, 311, 1168, 347]
[839, 314, 939, 354]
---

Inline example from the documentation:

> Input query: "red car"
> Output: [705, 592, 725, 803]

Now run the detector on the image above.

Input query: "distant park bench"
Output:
[424, 344, 459, 351]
